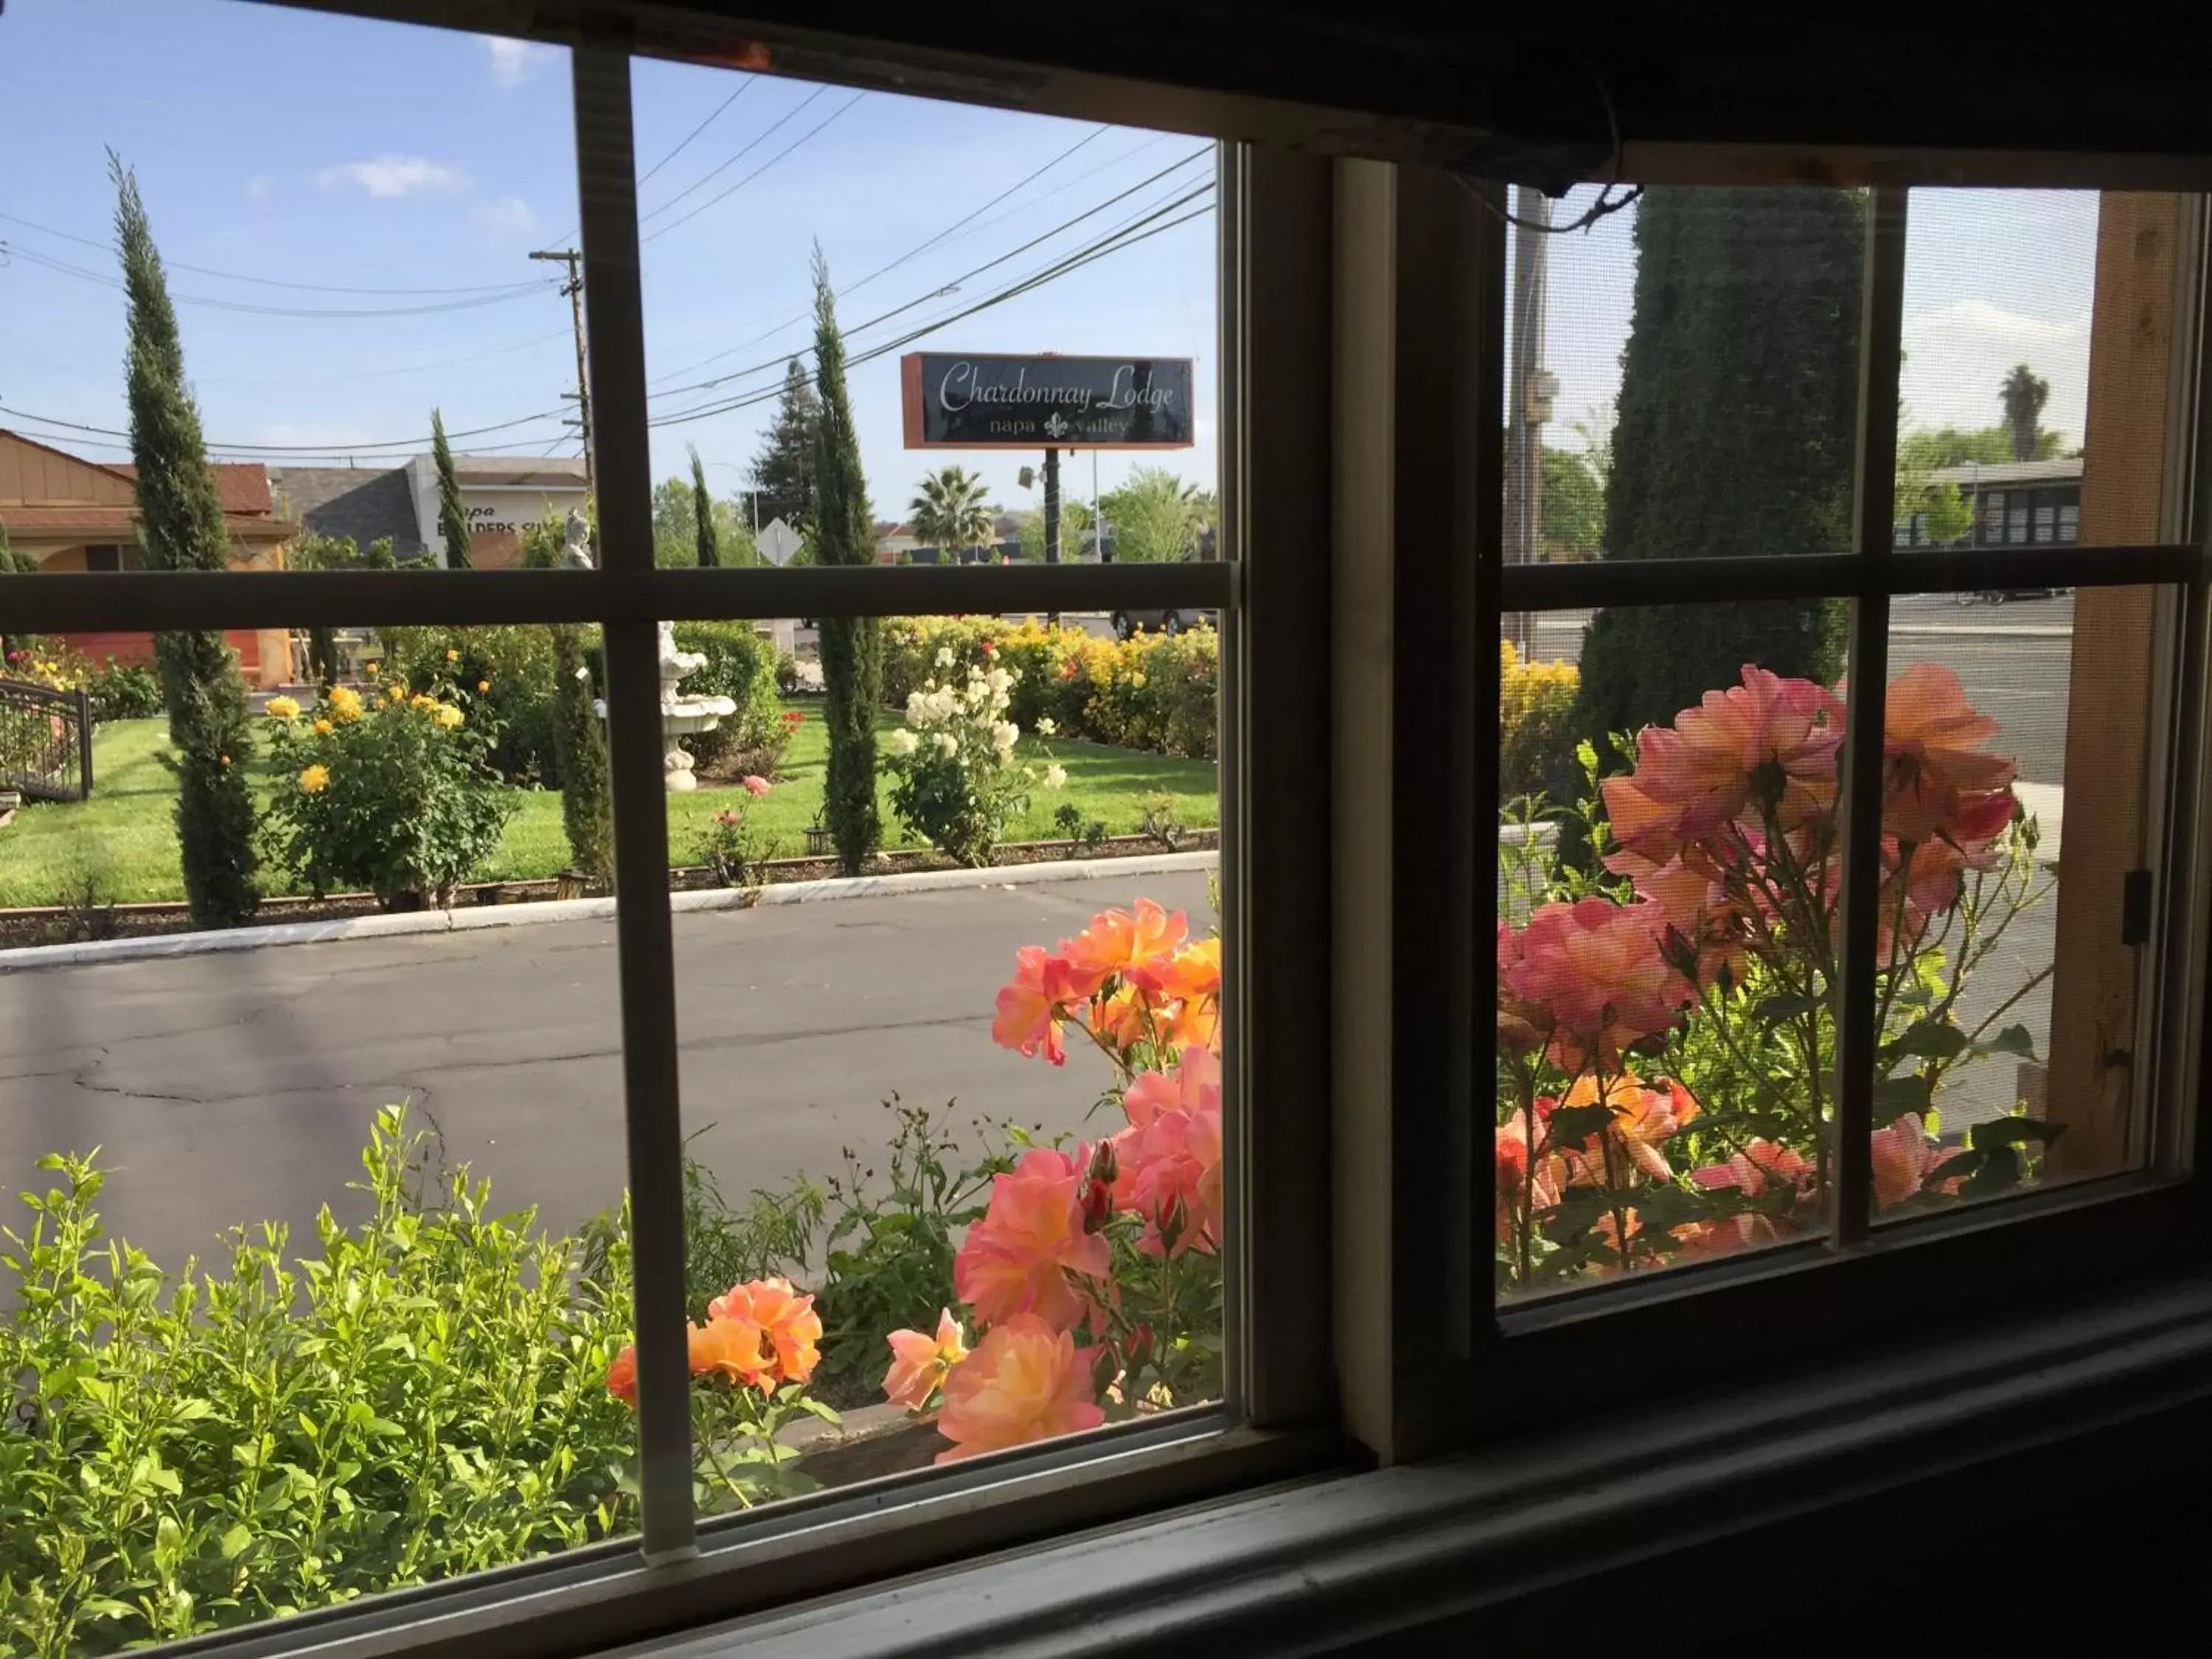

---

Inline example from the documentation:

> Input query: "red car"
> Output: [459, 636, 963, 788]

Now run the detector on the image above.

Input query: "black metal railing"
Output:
[0, 678, 93, 802]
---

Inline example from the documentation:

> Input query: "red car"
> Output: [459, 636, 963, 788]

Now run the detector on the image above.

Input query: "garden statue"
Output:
[560, 507, 594, 569]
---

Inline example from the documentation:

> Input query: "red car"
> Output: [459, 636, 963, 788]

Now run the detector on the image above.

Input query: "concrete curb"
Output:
[1890, 625, 2072, 639]
[0, 850, 1222, 974]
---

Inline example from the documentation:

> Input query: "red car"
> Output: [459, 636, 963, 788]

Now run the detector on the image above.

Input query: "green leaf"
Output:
[1886, 1019, 1969, 1062]
[1755, 992, 1823, 1023]
[1978, 1024, 2039, 1061]
[1871, 1074, 1933, 1127]
[1540, 1104, 1614, 1150]
[220, 1523, 254, 1561]
[1969, 1116, 2065, 1152]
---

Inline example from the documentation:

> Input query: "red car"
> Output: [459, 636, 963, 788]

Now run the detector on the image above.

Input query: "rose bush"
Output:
[877, 899, 1227, 1455]
[883, 650, 1065, 866]
[882, 616, 1218, 759]
[1496, 659, 2056, 1293]
[260, 664, 515, 908]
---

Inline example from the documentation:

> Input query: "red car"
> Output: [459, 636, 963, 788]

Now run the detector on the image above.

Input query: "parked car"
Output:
[1110, 607, 1215, 639]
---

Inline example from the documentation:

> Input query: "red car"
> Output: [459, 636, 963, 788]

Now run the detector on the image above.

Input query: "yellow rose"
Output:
[445, 648, 460, 663]
[477, 679, 491, 694]
[409, 692, 437, 712]
[313, 718, 334, 736]
[265, 695, 302, 720]
[366, 662, 380, 677]
[219, 754, 232, 768]
[387, 684, 405, 702]
[433, 703, 465, 729]
[299, 764, 330, 793]
[327, 686, 364, 722]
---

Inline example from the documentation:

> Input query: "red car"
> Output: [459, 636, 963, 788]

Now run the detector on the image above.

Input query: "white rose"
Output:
[1043, 765, 1068, 790]
[905, 691, 928, 724]
[987, 667, 1012, 695]
[935, 647, 955, 668]
[992, 721, 1020, 755]
[934, 731, 959, 757]
[888, 727, 919, 757]
[1034, 717, 1057, 737]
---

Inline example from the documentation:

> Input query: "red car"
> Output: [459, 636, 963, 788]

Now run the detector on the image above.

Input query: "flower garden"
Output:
[0, 619, 1220, 914]
[1496, 657, 2055, 1294]
[0, 896, 1222, 1655]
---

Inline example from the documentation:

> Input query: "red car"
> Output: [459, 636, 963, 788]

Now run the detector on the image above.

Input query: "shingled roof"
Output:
[267, 465, 425, 559]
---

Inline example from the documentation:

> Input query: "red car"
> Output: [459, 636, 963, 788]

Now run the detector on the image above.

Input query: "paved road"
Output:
[1517, 593, 2076, 785]
[0, 872, 1215, 1274]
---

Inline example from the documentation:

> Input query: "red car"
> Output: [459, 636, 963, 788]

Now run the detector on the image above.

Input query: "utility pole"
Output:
[1503, 187, 1552, 658]
[529, 247, 592, 487]
[1042, 444, 1061, 626]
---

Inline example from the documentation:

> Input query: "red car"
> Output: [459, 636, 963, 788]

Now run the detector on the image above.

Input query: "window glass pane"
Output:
[1500, 184, 1863, 575]
[661, 609, 1225, 1496]
[0, 613, 644, 1646]
[1895, 189, 2098, 558]
[1864, 586, 2158, 1223]
[0, 3, 647, 1643]
[1497, 603, 1844, 1298]
[0, 1, 585, 571]
[630, 52, 1218, 578]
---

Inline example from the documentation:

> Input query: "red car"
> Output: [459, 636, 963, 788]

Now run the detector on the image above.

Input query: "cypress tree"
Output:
[1573, 188, 1860, 757]
[112, 153, 258, 927]
[521, 511, 612, 880]
[431, 408, 472, 569]
[752, 358, 820, 529]
[809, 244, 881, 873]
[689, 444, 720, 568]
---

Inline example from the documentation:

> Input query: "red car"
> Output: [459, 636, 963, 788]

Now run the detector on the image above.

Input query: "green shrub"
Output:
[881, 617, 1218, 761]
[85, 659, 162, 723]
[549, 624, 613, 883]
[1500, 641, 1581, 803]
[670, 621, 782, 771]
[380, 626, 562, 787]
[0, 1105, 633, 1658]
[260, 672, 515, 908]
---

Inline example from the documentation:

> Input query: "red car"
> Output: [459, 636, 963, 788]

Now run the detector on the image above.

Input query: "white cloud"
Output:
[315, 155, 468, 199]
[1902, 298, 2092, 443]
[474, 196, 537, 236]
[245, 175, 272, 201]
[483, 36, 558, 89]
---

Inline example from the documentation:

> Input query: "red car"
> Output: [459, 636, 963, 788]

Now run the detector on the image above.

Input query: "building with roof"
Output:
[0, 429, 298, 686]
[267, 465, 426, 562]
[1897, 455, 2083, 549]
[406, 453, 591, 568]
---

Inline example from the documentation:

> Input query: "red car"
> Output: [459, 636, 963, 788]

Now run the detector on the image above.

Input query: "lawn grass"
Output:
[0, 702, 1218, 907]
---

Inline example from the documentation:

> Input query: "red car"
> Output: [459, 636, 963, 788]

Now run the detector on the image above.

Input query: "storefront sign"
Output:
[901, 353, 1194, 449]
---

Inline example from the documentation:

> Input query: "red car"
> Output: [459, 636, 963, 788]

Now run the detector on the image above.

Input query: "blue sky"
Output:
[1517, 184, 2096, 452]
[0, 0, 1220, 520]
[2, 1, 2093, 528]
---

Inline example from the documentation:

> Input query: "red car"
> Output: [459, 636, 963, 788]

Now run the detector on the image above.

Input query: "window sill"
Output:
[615, 1267, 2212, 1656]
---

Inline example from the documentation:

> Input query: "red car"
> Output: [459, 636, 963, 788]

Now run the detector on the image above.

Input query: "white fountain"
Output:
[594, 620, 736, 793]
[568, 515, 737, 792]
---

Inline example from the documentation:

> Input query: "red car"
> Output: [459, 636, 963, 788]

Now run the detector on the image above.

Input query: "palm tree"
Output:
[1999, 363, 2051, 462]
[908, 465, 996, 562]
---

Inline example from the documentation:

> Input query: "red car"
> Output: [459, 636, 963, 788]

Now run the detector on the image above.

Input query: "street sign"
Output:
[757, 516, 801, 567]
[900, 353, 1195, 450]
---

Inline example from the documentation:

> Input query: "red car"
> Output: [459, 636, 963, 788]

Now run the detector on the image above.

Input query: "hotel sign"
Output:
[900, 352, 1195, 450]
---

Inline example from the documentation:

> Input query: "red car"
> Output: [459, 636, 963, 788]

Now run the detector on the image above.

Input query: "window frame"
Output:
[6, 18, 1338, 1655]
[1433, 176, 2212, 1433]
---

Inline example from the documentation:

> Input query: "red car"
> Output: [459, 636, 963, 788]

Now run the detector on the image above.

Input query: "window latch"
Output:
[2122, 868, 2154, 947]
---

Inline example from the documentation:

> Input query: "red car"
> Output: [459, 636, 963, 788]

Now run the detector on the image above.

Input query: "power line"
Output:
[646, 187, 1214, 430]
[638, 84, 830, 225]
[641, 90, 867, 245]
[0, 208, 549, 297]
[645, 148, 1214, 405]
[1, 242, 559, 319]
[639, 79, 757, 187]
[643, 124, 1122, 391]
[0, 401, 571, 454]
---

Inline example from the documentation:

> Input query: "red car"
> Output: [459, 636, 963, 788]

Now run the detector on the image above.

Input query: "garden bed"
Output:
[0, 829, 1220, 950]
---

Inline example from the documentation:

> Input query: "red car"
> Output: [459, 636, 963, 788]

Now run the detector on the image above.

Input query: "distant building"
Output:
[1898, 456, 2081, 549]
[267, 465, 425, 561]
[274, 453, 590, 569]
[0, 428, 298, 686]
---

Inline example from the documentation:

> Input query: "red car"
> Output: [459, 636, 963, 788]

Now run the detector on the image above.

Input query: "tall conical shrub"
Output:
[113, 152, 258, 926]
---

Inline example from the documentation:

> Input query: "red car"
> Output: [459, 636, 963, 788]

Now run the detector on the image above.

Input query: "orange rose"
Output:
[935, 1316, 1105, 1463]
